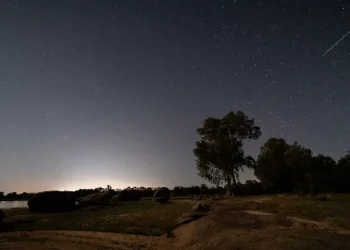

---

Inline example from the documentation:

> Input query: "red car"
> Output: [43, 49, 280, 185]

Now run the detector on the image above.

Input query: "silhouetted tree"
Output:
[200, 184, 209, 195]
[334, 151, 350, 192]
[310, 154, 336, 193]
[255, 138, 313, 194]
[194, 111, 261, 196]
[255, 138, 290, 192]
[285, 142, 313, 194]
[7, 192, 17, 197]
[233, 180, 264, 195]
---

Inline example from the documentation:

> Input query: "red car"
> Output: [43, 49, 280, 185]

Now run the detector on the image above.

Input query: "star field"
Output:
[1, 0, 350, 192]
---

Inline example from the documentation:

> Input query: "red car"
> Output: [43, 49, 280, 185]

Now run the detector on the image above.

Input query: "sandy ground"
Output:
[1, 198, 350, 250]
[0, 230, 162, 250]
[159, 202, 350, 250]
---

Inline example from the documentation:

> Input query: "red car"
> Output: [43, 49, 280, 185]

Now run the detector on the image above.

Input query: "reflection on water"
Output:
[0, 201, 28, 209]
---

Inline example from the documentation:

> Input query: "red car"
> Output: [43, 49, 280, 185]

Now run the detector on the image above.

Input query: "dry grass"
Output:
[1, 200, 192, 236]
[2, 195, 350, 249]
[229, 194, 350, 230]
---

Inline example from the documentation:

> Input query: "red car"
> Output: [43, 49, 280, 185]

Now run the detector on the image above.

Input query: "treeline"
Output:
[0, 192, 35, 201]
[2, 138, 349, 200]
[0, 182, 262, 201]
[193, 111, 350, 196]
[254, 138, 350, 195]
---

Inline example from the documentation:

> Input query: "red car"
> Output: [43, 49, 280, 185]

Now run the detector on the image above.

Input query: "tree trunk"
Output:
[225, 177, 234, 196]
[226, 184, 233, 196]
[226, 174, 237, 196]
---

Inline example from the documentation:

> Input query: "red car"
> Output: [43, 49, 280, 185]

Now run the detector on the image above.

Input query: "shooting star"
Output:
[322, 30, 350, 57]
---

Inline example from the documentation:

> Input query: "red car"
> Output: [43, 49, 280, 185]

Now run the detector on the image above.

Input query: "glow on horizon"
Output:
[56, 178, 158, 191]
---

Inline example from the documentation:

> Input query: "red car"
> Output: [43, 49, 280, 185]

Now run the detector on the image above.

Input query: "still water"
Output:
[0, 201, 28, 209]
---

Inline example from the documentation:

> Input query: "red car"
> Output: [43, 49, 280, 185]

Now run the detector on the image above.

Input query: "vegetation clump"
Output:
[153, 187, 170, 202]
[114, 188, 141, 202]
[28, 191, 76, 213]
[194, 111, 261, 196]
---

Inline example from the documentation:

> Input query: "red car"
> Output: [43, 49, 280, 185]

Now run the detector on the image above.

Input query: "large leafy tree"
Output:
[255, 138, 313, 193]
[193, 111, 261, 195]
[310, 154, 336, 193]
[285, 142, 313, 193]
[255, 138, 290, 192]
[334, 151, 350, 192]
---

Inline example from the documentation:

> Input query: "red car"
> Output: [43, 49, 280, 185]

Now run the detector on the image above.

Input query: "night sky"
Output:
[1, 1, 350, 193]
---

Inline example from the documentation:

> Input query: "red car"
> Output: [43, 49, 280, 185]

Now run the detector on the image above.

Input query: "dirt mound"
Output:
[193, 202, 210, 212]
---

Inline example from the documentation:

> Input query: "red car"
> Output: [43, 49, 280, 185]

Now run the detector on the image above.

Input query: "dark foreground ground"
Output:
[1, 198, 192, 236]
[1, 195, 350, 249]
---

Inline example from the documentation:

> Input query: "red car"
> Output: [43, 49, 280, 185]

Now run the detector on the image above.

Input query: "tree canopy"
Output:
[193, 111, 261, 195]
[255, 138, 350, 194]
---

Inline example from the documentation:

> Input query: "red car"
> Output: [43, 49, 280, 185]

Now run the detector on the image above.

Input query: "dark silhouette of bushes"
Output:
[255, 138, 350, 195]
[28, 191, 77, 213]
[114, 188, 142, 201]
[153, 187, 170, 202]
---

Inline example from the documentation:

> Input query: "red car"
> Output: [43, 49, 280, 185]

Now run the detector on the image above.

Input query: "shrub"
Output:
[153, 187, 170, 202]
[28, 191, 76, 213]
[115, 188, 141, 201]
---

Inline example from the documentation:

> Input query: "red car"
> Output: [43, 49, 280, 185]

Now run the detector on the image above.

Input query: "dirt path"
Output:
[0, 230, 162, 250]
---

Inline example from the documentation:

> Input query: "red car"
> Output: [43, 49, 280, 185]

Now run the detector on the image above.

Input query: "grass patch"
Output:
[1, 200, 192, 236]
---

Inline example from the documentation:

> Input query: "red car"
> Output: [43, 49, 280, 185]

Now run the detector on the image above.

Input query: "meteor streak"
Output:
[322, 30, 350, 57]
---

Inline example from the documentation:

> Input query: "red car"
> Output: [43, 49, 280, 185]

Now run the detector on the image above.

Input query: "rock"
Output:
[110, 195, 120, 204]
[175, 212, 205, 227]
[313, 194, 332, 201]
[153, 187, 170, 202]
[193, 202, 210, 212]
[154, 197, 166, 203]
[0, 209, 4, 222]
[0, 209, 4, 231]
[28, 191, 77, 213]
[114, 189, 141, 202]
[78, 191, 115, 206]
[85, 206, 104, 212]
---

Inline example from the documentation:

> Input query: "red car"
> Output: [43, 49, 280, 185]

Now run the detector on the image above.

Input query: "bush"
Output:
[115, 188, 141, 201]
[153, 187, 170, 202]
[28, 191, 77, 213]
[0, 209, 4, 221]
